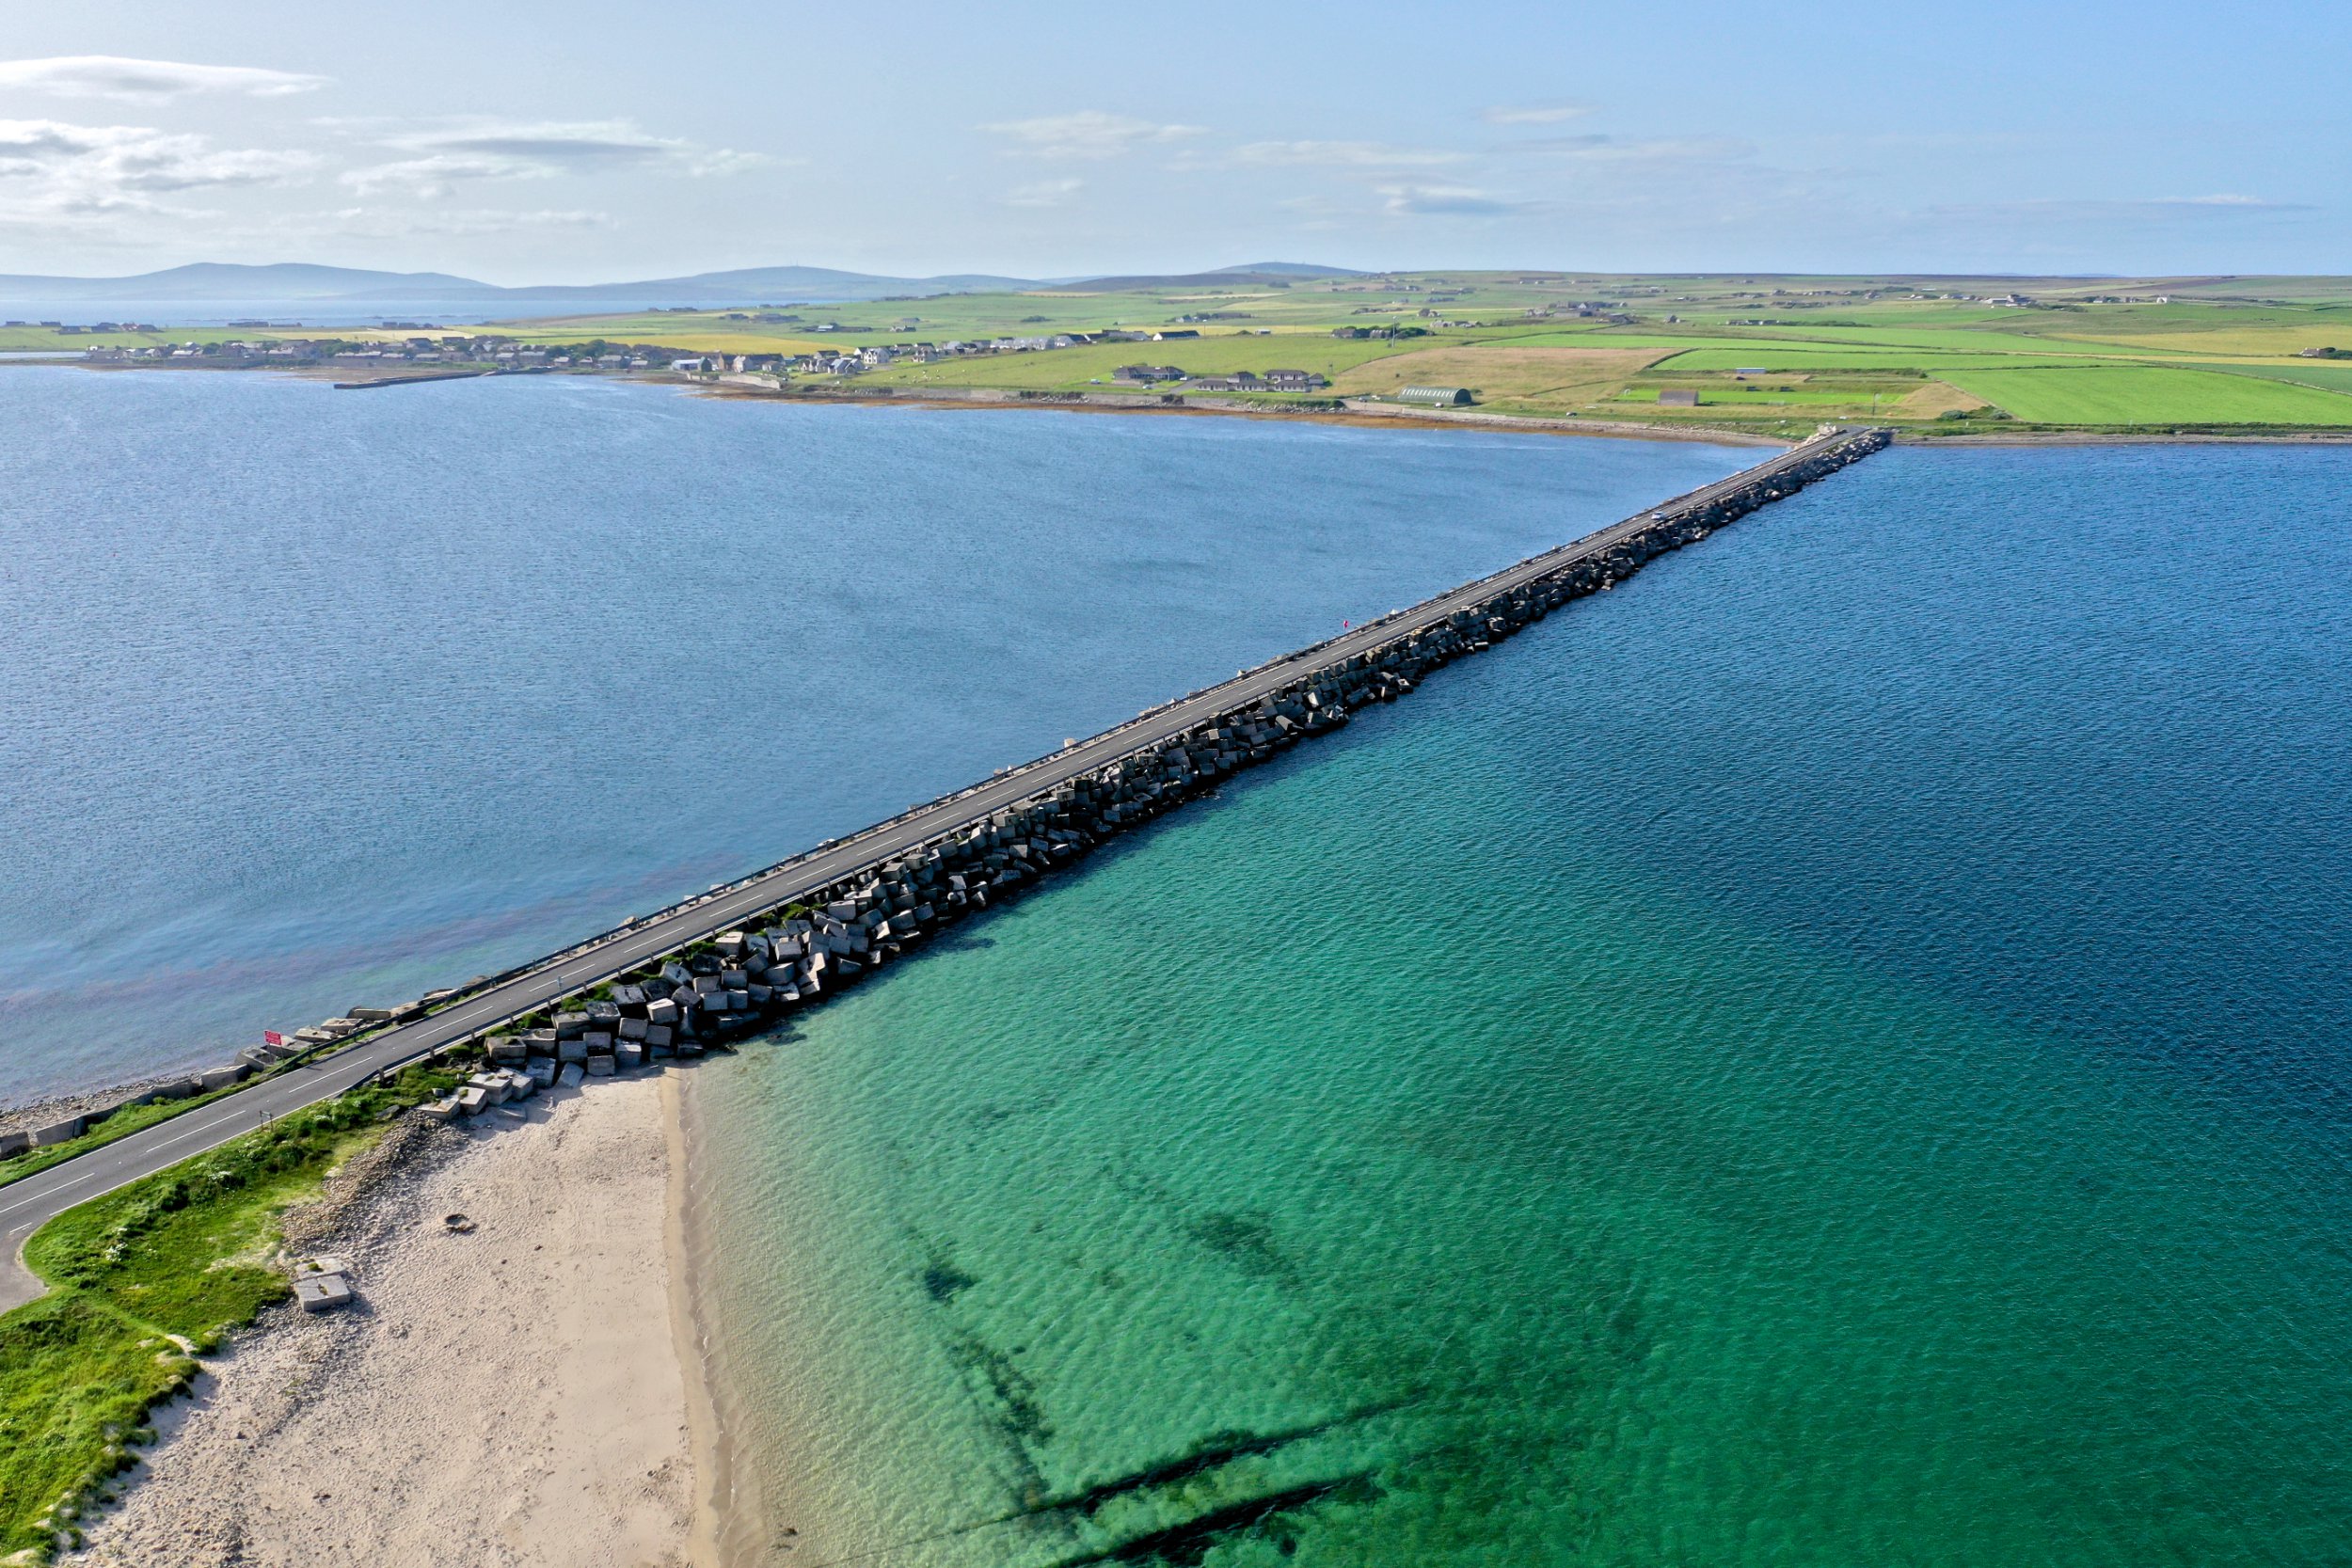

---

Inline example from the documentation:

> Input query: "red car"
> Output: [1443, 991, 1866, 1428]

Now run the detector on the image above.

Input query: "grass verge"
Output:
[0, 1064, 458, 1560]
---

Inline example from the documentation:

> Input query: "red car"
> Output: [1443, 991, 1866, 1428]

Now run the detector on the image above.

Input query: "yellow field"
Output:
[1327, 345, 1668, 410]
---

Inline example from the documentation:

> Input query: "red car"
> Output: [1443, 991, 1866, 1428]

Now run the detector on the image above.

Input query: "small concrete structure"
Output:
[294, 1275, 354, 1312]
[30, 1117, 86, 1148]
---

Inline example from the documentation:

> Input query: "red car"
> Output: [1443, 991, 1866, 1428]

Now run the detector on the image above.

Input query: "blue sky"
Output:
[1, 0, 2344, 281]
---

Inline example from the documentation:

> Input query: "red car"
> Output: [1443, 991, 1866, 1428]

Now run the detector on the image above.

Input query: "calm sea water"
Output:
[0, 368, 1750, 1099]
[691, 443, 2352, 1567]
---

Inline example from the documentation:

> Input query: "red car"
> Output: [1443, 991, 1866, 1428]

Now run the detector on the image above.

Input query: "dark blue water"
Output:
[0, 368, 1750, 1099]
[689, 439, 2352, 1567]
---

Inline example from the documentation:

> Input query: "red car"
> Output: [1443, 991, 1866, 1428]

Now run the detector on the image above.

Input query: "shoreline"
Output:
[23, 357, 2352, 446]
[73, 1069, 710, 1566]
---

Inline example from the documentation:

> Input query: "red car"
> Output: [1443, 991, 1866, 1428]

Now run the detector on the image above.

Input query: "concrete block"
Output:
[554, 1011, 589, 1038]
[558, 1063, 585, 1089]
[616, 1041, 644, 1070]
[585, 1054, 614, 1077]
[583, 1032, 613, 1053]
[294, 1275, 355, 1313]
[527, 1058, 558, 1089]
[644, 1024, 673, 1050]
[0, 1131, 29, 1159]
[618, 1017, 647, 1041]
[487, 1035, 528, 1063]
[524, 1028, 558, 1054]
[585, 1000, 621, 1026]
[454, 1085, 487, 1116]
[558, 1038, 588, 1065]
[467, 1073, 509, 1106]
[198, 1065, 248, 1091]
[30, 1117, 86, 1148]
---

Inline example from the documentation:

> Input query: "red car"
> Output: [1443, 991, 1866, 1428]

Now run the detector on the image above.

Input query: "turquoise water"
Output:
[0, 369, 1747, 1099]
[691, 445, 2352, 1566]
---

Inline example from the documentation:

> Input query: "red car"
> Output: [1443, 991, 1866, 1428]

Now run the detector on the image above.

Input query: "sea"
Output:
[685, 441, 2352, 1566]
[6, 369, 2348, 1564]
[0, 367, 1747, 1100]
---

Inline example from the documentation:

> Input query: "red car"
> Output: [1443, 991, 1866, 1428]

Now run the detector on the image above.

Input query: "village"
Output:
[72, 324, 1338, 396]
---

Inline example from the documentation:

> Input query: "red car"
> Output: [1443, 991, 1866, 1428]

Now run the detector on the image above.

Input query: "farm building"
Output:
[1398, 386, 1473, 406]
[1657, 388, 1700, 407]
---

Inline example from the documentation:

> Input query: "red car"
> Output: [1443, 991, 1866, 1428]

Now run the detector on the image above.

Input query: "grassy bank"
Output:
[0, 1066, 456, 1560]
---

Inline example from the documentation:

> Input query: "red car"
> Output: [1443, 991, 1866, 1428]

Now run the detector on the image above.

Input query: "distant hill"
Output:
[0, 262, 501, 303]
[1041, 263, 1364, 292]
[0, 260, 1364, 309]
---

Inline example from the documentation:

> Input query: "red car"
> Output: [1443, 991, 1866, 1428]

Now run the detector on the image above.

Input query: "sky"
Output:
[0, 0, 2345, 283]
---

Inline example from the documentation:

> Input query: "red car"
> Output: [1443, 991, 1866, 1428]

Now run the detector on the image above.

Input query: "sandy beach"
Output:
[73, 1070, 712, 1568]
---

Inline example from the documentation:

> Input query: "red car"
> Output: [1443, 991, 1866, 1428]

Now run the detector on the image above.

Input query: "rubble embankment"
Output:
[407, 428, 1890, 1104]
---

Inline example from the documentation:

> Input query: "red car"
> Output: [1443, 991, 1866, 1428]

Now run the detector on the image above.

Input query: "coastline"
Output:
[73, 1070, 710, 1567]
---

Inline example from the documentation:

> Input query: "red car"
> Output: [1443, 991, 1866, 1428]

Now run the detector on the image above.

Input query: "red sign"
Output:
[263, 1030, 285, 1047]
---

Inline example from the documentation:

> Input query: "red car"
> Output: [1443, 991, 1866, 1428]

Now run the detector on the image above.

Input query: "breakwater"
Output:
[0, 425, 1883, 1298]
[420, 426, 1891, 1100]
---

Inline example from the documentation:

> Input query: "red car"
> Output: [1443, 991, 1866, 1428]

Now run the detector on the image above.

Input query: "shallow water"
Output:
[691, 444, 2352, 1566]
[0, 369, 1747, 1098]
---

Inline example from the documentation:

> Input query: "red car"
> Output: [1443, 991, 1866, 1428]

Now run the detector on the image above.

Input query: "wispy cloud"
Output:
[0, 55, 327, 101]
[1378, 182, 1539, 217]
[1511, 134, 1756, 164]
[328, 205, 613, 239]
[1230, 140, 1467, 168]
[980, 110, 1203, 160]
[1006, 178, 1083, 208]
[1481, 102, 1591, 126]
[342, 119, 760, 195]
[0, 119, 317, 216]
[1929, 194, 2313, 219]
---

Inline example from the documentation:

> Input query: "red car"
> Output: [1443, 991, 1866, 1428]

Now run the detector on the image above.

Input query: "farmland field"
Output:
[20, 271, 2352, 435]
[1937, 366, 2352, 426]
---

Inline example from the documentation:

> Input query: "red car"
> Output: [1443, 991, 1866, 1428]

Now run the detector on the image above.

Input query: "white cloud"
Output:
[0, 55, 327, 101]
[1007, 178, 1083, 208]
[1481, 102, 1592, 126]
[980, 111, 1203, 160]
[328, 205, 613, 238]
[1515, 134, 1755, 164]
[1230, 140, 1466, 168]
[343, 119, 760, 195]
[0, 119, 317, 216]
[1929, 194, 2312, 220]
[1378, 182, 1539, 217]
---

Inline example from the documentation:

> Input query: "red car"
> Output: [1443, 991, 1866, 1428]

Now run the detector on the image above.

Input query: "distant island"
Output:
[9, 268, 2352, 437]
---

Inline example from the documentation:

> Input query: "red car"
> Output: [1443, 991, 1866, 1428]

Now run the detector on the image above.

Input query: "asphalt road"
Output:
[0, 427, 1874, 1310]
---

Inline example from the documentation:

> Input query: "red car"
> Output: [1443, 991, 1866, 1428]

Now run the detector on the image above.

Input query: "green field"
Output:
[18, 271, 2352, 434]
[1937, 366, 2352, 426]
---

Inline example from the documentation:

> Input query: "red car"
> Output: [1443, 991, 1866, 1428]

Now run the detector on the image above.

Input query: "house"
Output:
[1657, 388, 1700, 407]
[1112, 364, 1185, 384]
[1397, 386, 1473, 406]
[1150, 328, 1200, 341]
[1184, 372, 1265, 392]
[1263, 369, 1327, 392]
